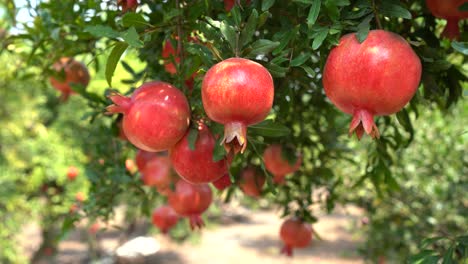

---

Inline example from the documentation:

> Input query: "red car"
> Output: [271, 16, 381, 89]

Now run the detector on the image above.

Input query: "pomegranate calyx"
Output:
[442, 18, 460, 40]
[280, 245, 293, 257]
[223, 122, 247, 154]
[106, 92, 132, 114]
[349, 109, 380, 140]
[189, 215, 205, 230]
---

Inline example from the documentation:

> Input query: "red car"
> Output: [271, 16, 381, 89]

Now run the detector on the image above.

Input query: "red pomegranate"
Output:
[202, 58, 274, 154]
[212, 173, 232, 190]
[118, 0, 138, 12]
[279, 218, 312, 256]
[106, 81, 191, 152]
[170, 123, 228, 184]
[426, 0, 468, 39]
[88, 222, 100, 234]
[152, 205, 180, 234]
[75, 192, 86, 202]
[141, 156, 174, 195]
[67, 166, 79, 181]
[224, 0, 251, 11]
[168, 180, 212, 229]
[135, 149, 159, 172]
[49, 57, 90, 101]
[239, 167, 265, 198]
[322, 30, 421, 140]
[263, 144, 301, 184]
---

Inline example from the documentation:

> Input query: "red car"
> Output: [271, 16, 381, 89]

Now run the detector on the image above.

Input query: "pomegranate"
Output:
[426, 0, 468, 39]
[141, 156, 174, 195]
[170, 123, 228, 184]
[239, 166, 265, 198]
[152, 205, 180, 234]
[106, 81, 191, 152]
[263, 144, 301, 184]
[212, 173, 232, 190]
[67, 166, 79, 181]
[168, 180, 212, 229]
[88, 222, 100, 234]
[322, 30, 421, 140]
[75, 192, 85, 202]
[118, 0, 138, 12]
[224, 0, 251, 11]
[202, 58, 274, 154]
[117, 119, 128, 141]
[125, 159, 136, 173]
[135, 149, 159, 172]
[49, 57, 90, 101]
[279, 218, 312, 256]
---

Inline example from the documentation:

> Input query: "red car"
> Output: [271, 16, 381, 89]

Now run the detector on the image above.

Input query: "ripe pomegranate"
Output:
[202, 58, 274, 154]
[75, 192, 85, 202]
[118, 0, 138, 12]
[239, 166, 265, 198]
[279, 218, 312, 256]
[67, 166, 79, 181]
[152, 205, 180, 234]
[49, 57, 90, 101]
[212, 173, 232, 191]
[224, 0, 251, 11]
[168, 180, 212, 229]
[88, 222, 100, 234]
[263, 144, 301, 184]
[170, 123, 228, 184]
[135, 149, 159, 172]
[322, 30, 421, 139]
[106, 81, 191, 152]
[141, 156, 174, 195]
[426, 0, 468, 39]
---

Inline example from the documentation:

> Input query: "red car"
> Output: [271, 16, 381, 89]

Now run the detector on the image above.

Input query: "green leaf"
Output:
[273, 26, 299, 55]
[442, 246, 454, 264]
[290, 52, 310, 67]
[249, 119, 291, 137]
[120, 27, 144, 48]
[262, 0, 275, 11]
[248, 39, 280, 56]
[356, 14, 373, 43]
[267, 63, 288, 77]
[301, 65, 316, 77]
[240, 9, 258, 48]
[307, 0, 321, 27]
[187, 128, 199, 151]
[213, 137, 227, 162]
[379, 1, 412, 19]
[106, 42, 129, 87]
[84, 25, 119, 39]
[312, 27, 328, 50]
[451, 41, 468, 55]
[231, 5, 242, 26]
[121, 13, 148, 28]
[220, 21, 237, 51]
[459, 2, 468, 11]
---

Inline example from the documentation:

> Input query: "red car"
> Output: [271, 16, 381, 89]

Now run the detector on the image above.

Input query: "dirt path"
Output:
[21, 205, 364, 264]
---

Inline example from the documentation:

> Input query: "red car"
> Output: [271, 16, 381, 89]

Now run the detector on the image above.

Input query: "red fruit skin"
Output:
[263, 144, 301, 183]
[118, 0, 138, 12]
[202, 58, 274, 154]
[152, 205, 180, 234]
[88, 223, 100, 234]
[322, 30, 421, 140]
[168, 180, 212, 229]
[75, 192, 85, 202]
[49, 57, 90, 101]
[224, 0, 252, 11]
[106, 81, 191, 152]
[426, 0, 468, 40]
[135, 149, 159, 172]
[67, 166, 79, 181]
[239, 167, 266, 198]
[280, 218, 312, 257]
[170, 124, 228, 184]
[212, 173, 232, 190]
[141, 156, 174, 195]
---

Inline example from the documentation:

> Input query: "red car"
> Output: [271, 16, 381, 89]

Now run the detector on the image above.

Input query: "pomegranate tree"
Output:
[66, 166, 79, 181]
[135, 149, 159, 172]
[212, 173, 232, 191]
[49, 57, 90, 101]
[263, 144, 302, 184]
[152, 206, 180, 234]
[426, 0, 468, 39]
[239, 166, 265, 198]
[322, 30, 422, 139]
[279, 218, 312, 256]
[168, 180, 212, 229]
[170, 123, 228, 184]
[202, 58, 274, 154]
[106, 81, 191, 152]
[141, 156, 174, 195]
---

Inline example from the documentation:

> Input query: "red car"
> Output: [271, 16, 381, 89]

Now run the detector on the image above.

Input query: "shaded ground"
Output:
[20, 205, 364, 264]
